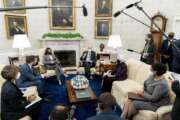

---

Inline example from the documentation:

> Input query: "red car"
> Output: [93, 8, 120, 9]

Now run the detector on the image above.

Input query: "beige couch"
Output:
[111, 59, 174, 120]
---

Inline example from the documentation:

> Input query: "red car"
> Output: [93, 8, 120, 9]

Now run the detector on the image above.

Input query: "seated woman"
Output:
[102, 59, 127, 92]
[43, 47, 63, 84]
[121, 63, 171, 119]
[1, 65, 36, 120]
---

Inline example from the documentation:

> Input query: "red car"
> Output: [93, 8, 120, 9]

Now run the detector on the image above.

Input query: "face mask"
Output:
[16, 72, 21, 79]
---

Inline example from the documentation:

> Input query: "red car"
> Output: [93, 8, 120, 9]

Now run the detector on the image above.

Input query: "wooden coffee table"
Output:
[66, 80, 97, 105]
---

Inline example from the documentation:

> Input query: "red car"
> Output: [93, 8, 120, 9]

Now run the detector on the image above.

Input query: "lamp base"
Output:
[18, 49, 25, 64]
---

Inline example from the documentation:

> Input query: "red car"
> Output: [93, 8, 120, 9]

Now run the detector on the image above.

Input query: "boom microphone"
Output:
[82, 5, 88, 16]
[114, 0, 142, 17]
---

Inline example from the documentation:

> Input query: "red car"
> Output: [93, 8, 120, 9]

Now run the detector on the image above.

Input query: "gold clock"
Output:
[151, 14, 167, 33]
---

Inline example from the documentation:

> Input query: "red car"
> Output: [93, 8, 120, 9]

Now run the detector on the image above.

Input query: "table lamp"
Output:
[12, 34, 31, 63]
[107, 35, 122, 62]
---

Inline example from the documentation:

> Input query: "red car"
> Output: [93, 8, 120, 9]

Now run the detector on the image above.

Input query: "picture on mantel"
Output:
[49, 0, 76, 30]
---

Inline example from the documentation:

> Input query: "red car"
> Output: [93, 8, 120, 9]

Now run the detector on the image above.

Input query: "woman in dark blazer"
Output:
[121, 63, 171, 119]
[171, 78, 180, 120]
[43, 47, 63, 84]
[1, 65, 35, 120]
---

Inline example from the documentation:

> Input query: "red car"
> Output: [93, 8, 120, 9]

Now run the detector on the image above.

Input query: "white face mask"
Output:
[16, 72, 21, 79]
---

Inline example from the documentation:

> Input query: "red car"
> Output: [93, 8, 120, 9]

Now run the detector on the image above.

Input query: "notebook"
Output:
[25, 95, 42, 109]
[128, 92, 146, 101]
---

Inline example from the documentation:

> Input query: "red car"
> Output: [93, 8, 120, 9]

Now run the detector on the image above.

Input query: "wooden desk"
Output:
[66, 80, 97, 105]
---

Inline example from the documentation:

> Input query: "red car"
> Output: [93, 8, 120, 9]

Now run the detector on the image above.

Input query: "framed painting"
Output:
[3, 0, 26, 14]
[95, 19, 112, 39]
[49, 0, 76, 30]
[95, 0, 112, 17]
[5, 15, 28, 39]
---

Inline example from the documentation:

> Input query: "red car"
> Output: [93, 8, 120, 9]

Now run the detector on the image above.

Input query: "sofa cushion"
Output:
[133, 110, 158, 120]
[156, 105, 172, 120]
[134, 63, 151, 85]
[112, 79, 143, 105]
[126, 59, 144, 80]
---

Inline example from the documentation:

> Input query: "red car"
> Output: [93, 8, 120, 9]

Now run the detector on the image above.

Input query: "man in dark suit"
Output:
[17, 55, 48, 94]
[80, 46, 97, 78]
[160, 32, 175, 71]
[86, 92, 125, 120]
[172, 39, 180, 74]
[140, 34, 156, 65]
[102, 59, 127, 92]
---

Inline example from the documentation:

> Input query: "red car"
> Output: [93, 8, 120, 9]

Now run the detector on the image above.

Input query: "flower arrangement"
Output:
[42, 32, 83, 40]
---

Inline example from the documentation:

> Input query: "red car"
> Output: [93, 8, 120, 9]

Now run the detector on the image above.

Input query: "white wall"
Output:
[0, 0, 180, 52]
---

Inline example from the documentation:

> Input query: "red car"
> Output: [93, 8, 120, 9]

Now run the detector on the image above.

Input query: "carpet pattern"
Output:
[38, 75, 121, 120]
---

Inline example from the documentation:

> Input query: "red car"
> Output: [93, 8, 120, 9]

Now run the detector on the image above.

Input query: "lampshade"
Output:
[107, 35, 122, 49]
[12, 34, 31, 49]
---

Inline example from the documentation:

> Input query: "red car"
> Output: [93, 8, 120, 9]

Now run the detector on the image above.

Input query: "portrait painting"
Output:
[3, 0, 25, 13]
[95, 0, 112, 17]
[5, 15, 28, 39]
[95, 19, 112, 39]
[49, 0, 76, 30]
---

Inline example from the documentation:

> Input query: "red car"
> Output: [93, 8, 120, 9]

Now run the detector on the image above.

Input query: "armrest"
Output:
[156, 105, 173, 120]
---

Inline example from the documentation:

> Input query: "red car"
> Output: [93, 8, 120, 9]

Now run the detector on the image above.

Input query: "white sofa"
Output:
[111, 59, 174, 120]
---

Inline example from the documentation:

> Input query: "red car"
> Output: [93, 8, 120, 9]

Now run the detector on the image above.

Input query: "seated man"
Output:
[86, 92, 126, 120]
[80, 46, 97, 79]
[49, 105, 69, 120]
[16, 55, 48, 94]
[102, 59, 127, 92]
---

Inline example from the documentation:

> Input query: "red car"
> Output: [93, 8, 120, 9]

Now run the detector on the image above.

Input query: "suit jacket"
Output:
[111, 62, 127, 80]
[141, 42, 156, 64]
[1, 81, 29, 120]
[86, 111, 126, 120]
[160, 39, 173, 61]
[80, 51, 97, 67]
[17, 63, 42, 87]
[172, 40, 180, 73]
[171, 81, 180, 120]
[143, 75, 170, 106]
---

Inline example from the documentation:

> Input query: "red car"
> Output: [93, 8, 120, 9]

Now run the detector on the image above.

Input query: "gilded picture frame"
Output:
[3, 0, 26, 14]
[95, 19, 112, 39]
[49, 0, 76, 30]
[95, 0, 112, 17]
[5, 15, 28, 39]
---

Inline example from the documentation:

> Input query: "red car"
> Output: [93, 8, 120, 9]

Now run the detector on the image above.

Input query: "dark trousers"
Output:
[161, 57, 172, 71]
[102, 76, 116, 92]
[83, 62, 92, 79]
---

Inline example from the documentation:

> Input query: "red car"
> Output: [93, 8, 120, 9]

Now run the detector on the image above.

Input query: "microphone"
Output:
[114, 11, 121, 17]
[114, 0, 142, 17]
[126, 0, 142, 9]
[82, 5, 88, 16]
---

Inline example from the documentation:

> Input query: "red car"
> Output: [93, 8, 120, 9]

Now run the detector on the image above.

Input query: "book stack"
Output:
[75, 89, 91, 101]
